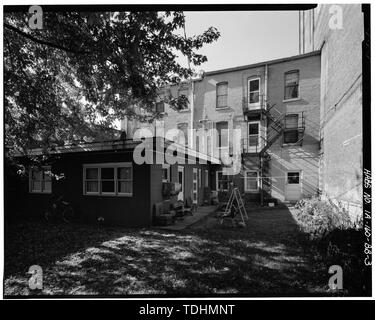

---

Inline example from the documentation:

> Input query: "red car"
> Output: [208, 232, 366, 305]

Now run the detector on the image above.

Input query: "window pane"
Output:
[217, 83, 228, 96]
[284, 130, 299, 143]
[246, 171, 258, 178]
[217, 95, 227, 108]
[156, 101, 164, 113]
[32, 170, 42, 180]
[249, 91, 259, 104]
[249, 79, 259, 91]
[44, 181, 52, 192]
[118, 181, 132, 194]
[32, 181, 42, 192]
[86, 168, 98, 179]
[249, 123, 259, 134]
[246, 179, 257, 190]
[248, 136, 259, 146]
[287, 172, 300, 184]
[118, 167, 132, 180]
[43, 170, 52, 181]
[285, 71, 299, 99]
[86, 181, 99, 192]
[285, 85, 299, 99]
[101, 167, 114, 179]
[246, 172, 258, 190]
[285, 72, 299, 85]
[102, 180, 115, 193]
[285, 114, 298, 128]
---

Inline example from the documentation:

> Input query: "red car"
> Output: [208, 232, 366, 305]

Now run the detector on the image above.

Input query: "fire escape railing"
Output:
[241, 111, 306, 155]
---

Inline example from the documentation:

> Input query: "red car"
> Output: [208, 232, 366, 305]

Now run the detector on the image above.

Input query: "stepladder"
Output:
[218, 187, 248, 226]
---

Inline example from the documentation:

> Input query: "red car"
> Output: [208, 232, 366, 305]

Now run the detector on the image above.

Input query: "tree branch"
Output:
[4, 23, 90, 55]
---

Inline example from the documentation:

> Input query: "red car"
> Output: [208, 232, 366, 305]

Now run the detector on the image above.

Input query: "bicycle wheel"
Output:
[62, 206, 75, 223]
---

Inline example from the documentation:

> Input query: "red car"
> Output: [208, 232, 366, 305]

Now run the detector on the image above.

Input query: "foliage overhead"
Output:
[4, 10, 220, 155]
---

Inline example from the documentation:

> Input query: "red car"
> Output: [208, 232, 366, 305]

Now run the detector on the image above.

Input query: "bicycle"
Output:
[44, 195, 75, 223]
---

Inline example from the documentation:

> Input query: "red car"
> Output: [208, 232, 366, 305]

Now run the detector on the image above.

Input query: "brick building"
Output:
[299, 4, 364, 217]
[11, 6, 364, 226]
[127, 51, 322, 205]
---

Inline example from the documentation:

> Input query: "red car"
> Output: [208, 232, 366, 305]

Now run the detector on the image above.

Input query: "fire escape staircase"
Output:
[241, 99, 306, 205]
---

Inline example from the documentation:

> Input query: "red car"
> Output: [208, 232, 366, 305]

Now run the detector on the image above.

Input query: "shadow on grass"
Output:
[4, 207, 330, 297]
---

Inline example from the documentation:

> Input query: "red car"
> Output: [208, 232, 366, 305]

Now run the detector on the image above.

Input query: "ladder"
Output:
[219, 187, 248, 226]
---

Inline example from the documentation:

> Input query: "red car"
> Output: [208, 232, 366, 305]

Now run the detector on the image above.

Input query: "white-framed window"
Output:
[29, 166, 52, 194]
[216, 121, 229, 148]
[216, 82, 228, 109]
[244, 170, 259, 192]
[248, 77, 260, 105]
[284, 114, 299, 144]
[284, 70, 299, 100]
[248, 121, 260, 148]
[216, 171, 229, 191]
[83, 162, 133, 196]
[162, 164, 171, 182]
[204, 169, 209, 188]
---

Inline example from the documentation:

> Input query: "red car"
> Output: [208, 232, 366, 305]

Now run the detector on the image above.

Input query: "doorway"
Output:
[285, 171, 302, 201]
[178, 166, 184, 201]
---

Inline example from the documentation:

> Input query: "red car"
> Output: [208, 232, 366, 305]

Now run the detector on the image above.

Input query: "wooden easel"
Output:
[219, 187, 248, 226]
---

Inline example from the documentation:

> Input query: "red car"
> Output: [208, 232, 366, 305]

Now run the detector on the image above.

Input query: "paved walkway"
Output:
[155, 205, 218, 231]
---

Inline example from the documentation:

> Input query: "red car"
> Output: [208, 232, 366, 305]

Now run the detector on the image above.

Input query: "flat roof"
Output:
[203, 50, 321, 77]
[16, 137, 221, 165]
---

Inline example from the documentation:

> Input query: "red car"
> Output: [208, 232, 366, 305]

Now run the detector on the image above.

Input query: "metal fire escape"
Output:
[241, 96, 306, 205]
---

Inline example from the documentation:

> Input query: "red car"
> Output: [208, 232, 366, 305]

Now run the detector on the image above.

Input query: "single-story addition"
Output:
[7, 137, 220, 227]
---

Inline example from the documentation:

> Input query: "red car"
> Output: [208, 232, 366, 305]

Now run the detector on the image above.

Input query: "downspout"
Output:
[261, 64, 269, 207]
[190, 79, 195, 149]
[298, 11, 301, 54]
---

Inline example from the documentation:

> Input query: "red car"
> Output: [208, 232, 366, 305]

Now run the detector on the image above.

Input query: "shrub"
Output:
[294, 197, 353, 239]
[294, 197, 368, 295]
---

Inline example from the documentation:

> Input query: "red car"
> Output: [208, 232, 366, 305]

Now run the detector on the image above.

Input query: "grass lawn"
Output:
[4, 207, 334, 296]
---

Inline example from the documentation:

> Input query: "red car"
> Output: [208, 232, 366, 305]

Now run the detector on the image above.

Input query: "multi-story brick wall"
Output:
[266, 54, 321, 202]
[300, 4, 363, 216]
[125, 51, 322, 204]
[191, 52, 321, 203]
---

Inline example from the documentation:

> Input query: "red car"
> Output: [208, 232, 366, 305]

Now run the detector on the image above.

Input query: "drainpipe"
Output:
[264, 64, 268, 104]
[190, 79, 195, 149]
[261, 64, 269, 207]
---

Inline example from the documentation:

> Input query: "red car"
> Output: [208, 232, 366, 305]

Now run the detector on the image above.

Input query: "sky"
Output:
[177, 11, 300, 72]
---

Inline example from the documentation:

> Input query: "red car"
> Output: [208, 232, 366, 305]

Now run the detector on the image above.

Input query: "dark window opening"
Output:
[156, 101, 164, 113]
[287, 172, 300, 184]
[216, 82, 228, 109]
[284, 70, 299, 100]
[284, 114, 299, 144]
[248, 78, 260, 104]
